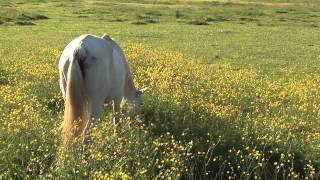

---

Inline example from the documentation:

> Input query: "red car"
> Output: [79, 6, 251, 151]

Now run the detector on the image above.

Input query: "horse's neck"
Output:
[124, 72, 137, 97]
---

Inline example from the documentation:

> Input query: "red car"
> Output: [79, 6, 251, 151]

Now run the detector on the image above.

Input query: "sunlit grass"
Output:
[0, 42, 319, 178]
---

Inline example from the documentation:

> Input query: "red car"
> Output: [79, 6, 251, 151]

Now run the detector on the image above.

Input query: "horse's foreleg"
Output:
[113, 99, 121, 124]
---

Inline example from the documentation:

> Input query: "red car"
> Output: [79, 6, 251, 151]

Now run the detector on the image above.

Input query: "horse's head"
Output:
[122, 87, 148, 117]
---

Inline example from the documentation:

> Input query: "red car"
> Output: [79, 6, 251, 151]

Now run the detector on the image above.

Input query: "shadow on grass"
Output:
[141, 95, 319, 179]
[0, 69, 8, 86]
[132, 13, 160, 25]
[0, 12, 49, 26]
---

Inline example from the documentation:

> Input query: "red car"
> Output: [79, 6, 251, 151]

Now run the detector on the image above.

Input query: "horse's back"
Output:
[59, 34, 113, 64]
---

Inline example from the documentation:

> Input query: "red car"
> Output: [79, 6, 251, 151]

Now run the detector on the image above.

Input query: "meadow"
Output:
[0, 0, 320, 179]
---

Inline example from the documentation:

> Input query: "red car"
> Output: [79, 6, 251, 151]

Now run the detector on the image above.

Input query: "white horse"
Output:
[59, 34, 146, 146]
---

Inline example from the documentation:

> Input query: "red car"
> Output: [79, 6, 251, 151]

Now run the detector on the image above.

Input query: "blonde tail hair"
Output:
[63, 50, 89, 147]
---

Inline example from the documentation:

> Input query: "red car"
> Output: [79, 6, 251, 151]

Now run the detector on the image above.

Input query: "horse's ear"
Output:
[136, 87, 148, 96]
[102, 33, 111, 40]
[140, 87, 148, 93]
[135, 90, 142, 97]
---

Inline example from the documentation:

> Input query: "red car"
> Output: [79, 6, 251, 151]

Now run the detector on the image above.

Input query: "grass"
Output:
[0, 0, 320, 179]
[2, 0, 319, 77]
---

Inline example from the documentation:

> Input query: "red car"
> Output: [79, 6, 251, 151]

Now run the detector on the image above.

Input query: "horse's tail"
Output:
[63, 48, 89, 147]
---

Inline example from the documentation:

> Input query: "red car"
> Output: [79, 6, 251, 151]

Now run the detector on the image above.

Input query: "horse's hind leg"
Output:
[59, 60, 69, 99]
[85, 97, 105, 132]
[81, 57, 108, 163]
[82, 97, 105, 160]
[113, 98, 121, 124]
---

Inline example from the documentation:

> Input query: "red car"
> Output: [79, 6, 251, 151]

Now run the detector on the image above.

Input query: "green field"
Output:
[1, 0, 320, 179]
